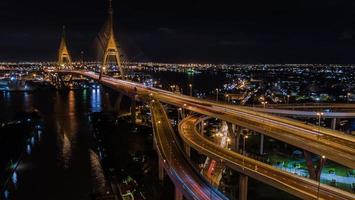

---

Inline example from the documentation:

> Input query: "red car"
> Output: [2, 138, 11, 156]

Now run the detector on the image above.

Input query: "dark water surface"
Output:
[0, 88, 104, 200]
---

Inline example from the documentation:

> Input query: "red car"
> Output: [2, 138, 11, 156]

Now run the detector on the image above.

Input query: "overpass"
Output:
[262, 103, 355, 111]
[150, 100, 227, 200]
[178, 115, 354, 200]
[249, 107, 355, 118]
[249, 104, 355, 131]
[55, 70, 355, 169]
[54, 70, 355, 199]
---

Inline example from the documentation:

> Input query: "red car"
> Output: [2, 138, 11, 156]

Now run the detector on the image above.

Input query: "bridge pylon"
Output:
[57, 26, 72, 69]
[99, 0, 124, 80]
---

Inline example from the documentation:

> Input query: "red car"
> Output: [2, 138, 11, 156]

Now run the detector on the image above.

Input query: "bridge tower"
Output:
[100, 0, 123, 80]
[58, 26, 72, 69]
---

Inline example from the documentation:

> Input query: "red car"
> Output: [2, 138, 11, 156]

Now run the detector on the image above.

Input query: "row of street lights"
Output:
[315, 112, 326, 199]
[174, 85, 232, 104]
[169, 83, 193, 96]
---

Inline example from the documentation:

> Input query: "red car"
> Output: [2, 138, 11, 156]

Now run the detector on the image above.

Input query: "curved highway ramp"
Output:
[150, 100, 228, 200]
[178, 115, 355, 200]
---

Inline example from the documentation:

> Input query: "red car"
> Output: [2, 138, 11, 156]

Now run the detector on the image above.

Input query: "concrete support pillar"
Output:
[99, 70, 103, 81]
[175, 186, 183, 200]
[304, 150, 317, 180]
[178, 108, 185, 120]
[303, 150, 326, 180]
[184, 143, 191, 158]
[227, 122, 238, 151]
[114, 93, 123, 114]
[238, 174, 248, 200]
[231, 126, 242, 152]
[231, 124, 236, 133]
[260, 134, 264, 155]
[158, 158, 165, 181]
[200, 120, 204, 135]
[331, 118, 337, 130]
[103, 92, 113, 112]
[131, 100, 136, 123]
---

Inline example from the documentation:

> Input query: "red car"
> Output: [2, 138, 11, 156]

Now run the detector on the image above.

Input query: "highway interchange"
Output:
[179, 115, 354, 200]
[150, 99, 228, 200]
[55, 70, 355, 199]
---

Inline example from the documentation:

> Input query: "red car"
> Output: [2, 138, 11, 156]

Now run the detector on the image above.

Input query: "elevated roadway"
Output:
[178, 115, 355, 200]
[57, 70, 355, 169]
[150, 100, 227, 200]
[263, 103, 355, 111]
[249, 107, 355, 118]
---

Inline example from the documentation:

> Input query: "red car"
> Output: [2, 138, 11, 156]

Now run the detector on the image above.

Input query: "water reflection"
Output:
[37, 129, 42, 141]
[55, 91, 78, 170]
[62, 133, 72, 169]
[4, 190, 9, 199]
[11, 171, 17, 186]
[23, 92, 33, 112]
[26, 144, 31, 155]
[91, 86, 102, 112]
[83, 89, 87, 100]
[0, 89, 105, 199]
[3, 91, 10, 103]
[89, 150, 107, 195]
[68, 90, 75, 115]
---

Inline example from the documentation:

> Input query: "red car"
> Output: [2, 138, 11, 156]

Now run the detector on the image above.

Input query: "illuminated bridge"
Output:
[51, 69, 355, 200]
[6, 0, 354, 198]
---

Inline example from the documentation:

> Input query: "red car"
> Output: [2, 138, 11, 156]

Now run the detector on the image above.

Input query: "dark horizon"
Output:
[1, 0, 355, 64]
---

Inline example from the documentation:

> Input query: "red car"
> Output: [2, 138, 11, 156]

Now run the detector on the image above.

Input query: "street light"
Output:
[261, 101, 268, 108]
[189, 84, 192, 96]
[287, 94, 290, 104]
[347, 92, 351, 102]
[177, 108, 182, 121]
[225, 94, 229, 103]
[242, 135, 248, 170]
[317, 155, 326, 200]
[316, 112, 324, 126]
[316, 112, 324, 138]
[216, 88, 219, 101]
[243, 135, 248, 155]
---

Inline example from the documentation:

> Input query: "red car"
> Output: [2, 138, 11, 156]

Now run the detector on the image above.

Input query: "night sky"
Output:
[1, 0, 355, 63]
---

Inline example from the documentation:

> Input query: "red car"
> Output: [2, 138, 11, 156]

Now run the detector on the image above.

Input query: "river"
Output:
[0, 88, 105, 200]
